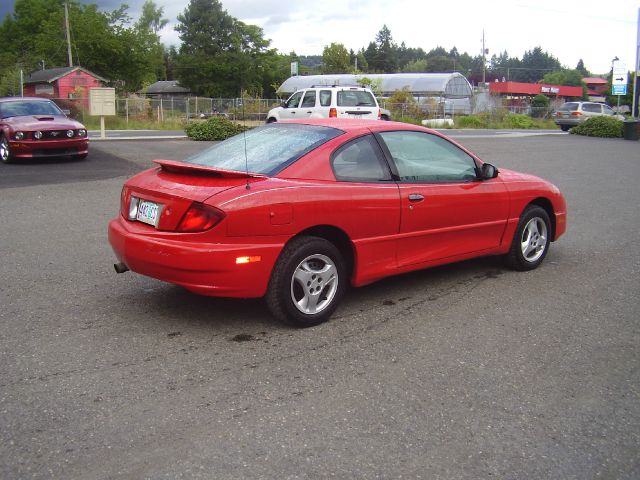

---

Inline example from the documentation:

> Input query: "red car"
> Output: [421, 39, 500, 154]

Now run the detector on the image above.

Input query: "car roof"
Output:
[0, 96, 55, 103]
[277, 117, 429, 133]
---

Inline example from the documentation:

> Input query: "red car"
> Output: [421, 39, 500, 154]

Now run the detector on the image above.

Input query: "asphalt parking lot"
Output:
[1, 132, 639, 479]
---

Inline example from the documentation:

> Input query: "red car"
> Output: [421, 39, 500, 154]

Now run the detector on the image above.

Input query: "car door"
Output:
[377, 130, 509, 268]
[297, 90, 318, 118]
[279, 91, 304, 120]
[329, 134, 401, 284]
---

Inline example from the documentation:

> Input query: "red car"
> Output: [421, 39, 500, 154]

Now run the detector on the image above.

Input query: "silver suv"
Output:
[266, 86, 381, 123]
[553, 101, 624, 131]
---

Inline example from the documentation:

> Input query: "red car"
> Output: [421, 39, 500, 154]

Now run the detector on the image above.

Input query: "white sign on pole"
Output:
[612, 60, 628, 96]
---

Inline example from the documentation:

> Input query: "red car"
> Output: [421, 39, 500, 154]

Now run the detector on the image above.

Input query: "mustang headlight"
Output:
[34, 131, 43, 140]
[77, 129, 87, 137]
[14, 131, 24, 140]
[66, 129, 74, 138]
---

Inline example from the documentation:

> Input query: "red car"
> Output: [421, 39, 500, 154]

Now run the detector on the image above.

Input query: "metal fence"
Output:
[50, 96, 281, 125]
[49, 95, 554, 126]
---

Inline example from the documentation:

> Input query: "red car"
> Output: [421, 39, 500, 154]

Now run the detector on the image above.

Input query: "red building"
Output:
[23, 66, 106, 99]
[489, 81, 583, 99]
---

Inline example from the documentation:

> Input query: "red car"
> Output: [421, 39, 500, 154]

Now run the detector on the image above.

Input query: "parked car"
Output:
[553, 101, 624, 131]
[0, 97, 88, 163]
[109, 119, 567, 327]
[266, 86, 381, 123]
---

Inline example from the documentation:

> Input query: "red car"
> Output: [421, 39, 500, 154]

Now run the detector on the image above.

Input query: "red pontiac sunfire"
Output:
[109, 119, 566, 327]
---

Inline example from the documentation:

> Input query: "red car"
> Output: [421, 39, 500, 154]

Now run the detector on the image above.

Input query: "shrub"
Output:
[570, 116, 623, 138]
[184, 116, 249, 141]
[455, 114, 489, 128]
[504, 113, 535, 129]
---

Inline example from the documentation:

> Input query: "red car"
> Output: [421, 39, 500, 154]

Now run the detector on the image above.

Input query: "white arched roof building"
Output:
[277, 73, 473, 115]
[278, 73, 472, 99]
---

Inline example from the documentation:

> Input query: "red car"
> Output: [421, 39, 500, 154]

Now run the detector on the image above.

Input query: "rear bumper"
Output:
[9, 138, 89, 158]
[108, 216, 282, 298]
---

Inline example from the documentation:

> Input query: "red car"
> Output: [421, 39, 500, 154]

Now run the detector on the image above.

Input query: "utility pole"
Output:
[481, 30, 488, 85]
[633, 7, 639, 117]
[64, 1, 73, 67]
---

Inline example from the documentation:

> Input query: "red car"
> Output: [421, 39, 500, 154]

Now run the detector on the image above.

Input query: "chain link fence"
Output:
[49, 94, 556, 128]
[50, 96, 281, 126]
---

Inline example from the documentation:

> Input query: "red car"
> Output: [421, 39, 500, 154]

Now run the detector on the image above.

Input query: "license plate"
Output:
[136, 199, 162, 227]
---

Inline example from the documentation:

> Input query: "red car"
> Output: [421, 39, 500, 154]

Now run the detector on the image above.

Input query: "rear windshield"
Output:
[184, 124, 343, 175]
[558, 102, 579, 112]
[0, 100, 63, 118]
[337, 90, 377, 107]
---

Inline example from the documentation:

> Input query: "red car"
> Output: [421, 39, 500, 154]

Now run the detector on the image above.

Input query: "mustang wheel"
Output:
[506, 205, 551, 271]
[0, 136, 12, 164]
[266, 236, 346, 327]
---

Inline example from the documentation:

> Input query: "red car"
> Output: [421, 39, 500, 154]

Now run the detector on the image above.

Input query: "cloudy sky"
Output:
[1, 0, 638, 74]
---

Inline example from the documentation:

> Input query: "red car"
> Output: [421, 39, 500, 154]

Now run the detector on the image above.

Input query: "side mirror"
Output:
[480, 163, 499, 180]
[281, 101, 287, 108]
[62, 109, 71, 116]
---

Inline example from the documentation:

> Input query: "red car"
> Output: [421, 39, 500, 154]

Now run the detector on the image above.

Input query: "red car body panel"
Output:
[108, 119, 567, 298]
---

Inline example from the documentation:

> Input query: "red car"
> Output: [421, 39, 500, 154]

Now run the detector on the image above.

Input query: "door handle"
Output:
[408, 193, 424, 202]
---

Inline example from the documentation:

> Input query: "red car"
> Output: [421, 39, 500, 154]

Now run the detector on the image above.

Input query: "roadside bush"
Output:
[184, 116, 249, 141]
[504, 113, 535, 129]
[570, 116, 623, 138]
[455, 114, 489, 128]
[530, 94, 550, 118]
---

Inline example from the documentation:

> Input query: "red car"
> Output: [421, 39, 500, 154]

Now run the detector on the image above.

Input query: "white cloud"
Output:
[90, 0, 640, 74]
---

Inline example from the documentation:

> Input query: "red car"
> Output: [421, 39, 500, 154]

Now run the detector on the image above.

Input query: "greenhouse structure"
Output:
[277, 73, 473, 114]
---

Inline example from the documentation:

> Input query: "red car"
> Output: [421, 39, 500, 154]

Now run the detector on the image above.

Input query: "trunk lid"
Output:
[123, 160, 266, 231]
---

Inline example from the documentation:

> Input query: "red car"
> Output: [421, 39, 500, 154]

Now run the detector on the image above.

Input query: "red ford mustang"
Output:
[0, 97, 89, 163]
[109, 119, 566, 327]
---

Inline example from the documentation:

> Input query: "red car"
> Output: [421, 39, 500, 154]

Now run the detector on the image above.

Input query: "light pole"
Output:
[611, 56, 619, 111]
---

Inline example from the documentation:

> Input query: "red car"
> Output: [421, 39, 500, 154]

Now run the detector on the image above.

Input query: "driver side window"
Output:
[379, 131, 478, 183]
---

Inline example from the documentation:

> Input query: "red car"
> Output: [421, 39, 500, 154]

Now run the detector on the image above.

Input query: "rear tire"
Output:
[266, 236, 346, 327]
[506, 205, 551, 271]
[560, 125, 570, 132]
[266, 117, 277, 124]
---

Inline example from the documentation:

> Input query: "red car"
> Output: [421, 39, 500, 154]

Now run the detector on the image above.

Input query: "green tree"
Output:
[137, 0, 169, 34]
[322, 43, 351, 73]
[542, 69, 584, 87]
[0, 0, 167, 92]
[367, 25, 398, 73]
[513, 47, 561, 83]
[576, 59, 589, 77]
[174, 0, 271, 97]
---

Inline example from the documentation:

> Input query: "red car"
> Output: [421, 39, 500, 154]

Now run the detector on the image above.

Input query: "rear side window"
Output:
[558, 103, 579, 112]
[582, 103, 601, 113]
[331, 135, 391, 182]
[337, 90, 376, 107]
[319, 90, 332, 107]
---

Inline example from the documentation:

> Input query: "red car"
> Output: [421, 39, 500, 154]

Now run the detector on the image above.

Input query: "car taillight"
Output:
[176, 203, 224, 232]
[120, 186, 130, 219]
[329, 108, 337, 118]
[571, 112, 582, 117]
[378, 109, 381, 120]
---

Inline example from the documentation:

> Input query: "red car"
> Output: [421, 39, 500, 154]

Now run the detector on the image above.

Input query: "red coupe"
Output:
[0, 97, 89, 163]
[109, 119, 566, 327]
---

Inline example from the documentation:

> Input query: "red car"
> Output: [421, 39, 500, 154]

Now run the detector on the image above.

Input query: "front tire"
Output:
[266, 236, 346, 327]
[506, 205, 551, 271]
[0, 136, 12, 164]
